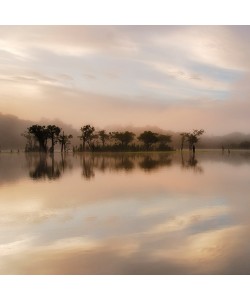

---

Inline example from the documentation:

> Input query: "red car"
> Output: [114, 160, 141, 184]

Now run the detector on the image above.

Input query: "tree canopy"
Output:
[111, 131, 135, 147]
[138, 131, 159, 150]
[186, 129, 204, 149]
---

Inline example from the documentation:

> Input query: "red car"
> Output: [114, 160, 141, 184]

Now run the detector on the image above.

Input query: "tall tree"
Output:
[179, 132, 188, 151]
[78, 125, 95, 151]
[98, 130, 109, 147]
[58, 132, 73, 152]
[47, 125, 61, 153]
[138, 131, 158, 150]
[186, 129, 204, 150]
[111, 131, 135, 147]
[28, 125, 48, 152]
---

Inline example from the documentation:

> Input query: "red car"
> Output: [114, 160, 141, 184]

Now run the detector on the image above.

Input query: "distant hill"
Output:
[0, 113, 33, 149]
[0, 113, 80, 150]
[104, 124, 250, 149]
[0, 112, 250, 150]
[198, 132, 250, 149]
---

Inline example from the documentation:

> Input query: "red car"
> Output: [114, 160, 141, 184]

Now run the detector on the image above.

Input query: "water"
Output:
[1, 150, 250, 274]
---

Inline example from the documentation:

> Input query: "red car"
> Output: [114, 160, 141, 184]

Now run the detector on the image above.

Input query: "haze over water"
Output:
[1, 150, 250, 274]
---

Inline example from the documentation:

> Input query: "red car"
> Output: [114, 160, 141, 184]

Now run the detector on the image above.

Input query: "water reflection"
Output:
[25, 153, 175, 181]
[114, 156, 135, 172]
[1, 151, 250, 274]
[139, 154, 172, 172]
[77, 153, 173, 179]
[181, 152, 203, 173]
[80, 155, 95, 180]
[26, 153, 73, 180]
[2, 151, 250, 184]
[79, 154, 137, 178]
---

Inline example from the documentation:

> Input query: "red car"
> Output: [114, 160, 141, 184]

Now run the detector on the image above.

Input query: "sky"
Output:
[0, 25, 250, 134]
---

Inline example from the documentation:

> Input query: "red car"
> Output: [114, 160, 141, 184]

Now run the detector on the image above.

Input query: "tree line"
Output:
[22, 124, 204, 153]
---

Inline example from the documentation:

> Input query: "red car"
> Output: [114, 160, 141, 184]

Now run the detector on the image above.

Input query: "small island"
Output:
[22, 124, 204, 153]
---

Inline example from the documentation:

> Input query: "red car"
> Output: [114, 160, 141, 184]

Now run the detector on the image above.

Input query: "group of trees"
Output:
[75, 127, 173, 152]
[23, 125, 72, 153]
[22, 123, 204, 153]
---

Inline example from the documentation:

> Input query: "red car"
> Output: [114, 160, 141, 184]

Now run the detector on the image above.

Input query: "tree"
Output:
[21, 131, 38, 152]
[28, 125, 48, 152]
[78, 125, 95, 151]
[138, 131, 158, 150]
[98, 130, 109, 147]
[110, 131, 135, 148]
[179, 132, 188, 151]
[157, 134, 172, 150]
[186, 129, 204, 150]
[47, 125, 61, 153]
[58, 131, 73, 152]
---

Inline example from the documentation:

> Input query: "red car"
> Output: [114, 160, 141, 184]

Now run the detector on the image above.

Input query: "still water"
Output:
[0, 150, 250, 274]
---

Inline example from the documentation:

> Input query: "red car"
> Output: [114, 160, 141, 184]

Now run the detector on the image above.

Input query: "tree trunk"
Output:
[51, 135, 54, 153]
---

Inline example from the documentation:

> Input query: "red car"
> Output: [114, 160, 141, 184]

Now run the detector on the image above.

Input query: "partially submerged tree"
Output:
[21, 131, 38, 152]
[138, 131, 158, 150]
[58, 131, 73, 152]
[27, 125, 48, 152]
[47, 125, 61, 153]
[179, 132, 188, 151]
[186, 129, 204, 150]
[25, 124, 73, 153]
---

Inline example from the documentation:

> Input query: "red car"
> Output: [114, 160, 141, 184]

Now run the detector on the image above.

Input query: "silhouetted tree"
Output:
[186, 129, 204, 151]
[180, 132, 188, 151]
[110, 131, 135, 148]
[157, 134, 172, 150]
[21, 131, 38, 152]
[47, 125, 61, 153]
[98, 130, 109, 147]
[138, 131, 158, 150]
[28, 125, 48, 152]
[58, 131, 73, 152]
[78, 125, 95, 151]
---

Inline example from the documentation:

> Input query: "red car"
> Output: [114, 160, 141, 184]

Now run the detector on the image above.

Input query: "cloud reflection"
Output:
[1, 151, 250, 274]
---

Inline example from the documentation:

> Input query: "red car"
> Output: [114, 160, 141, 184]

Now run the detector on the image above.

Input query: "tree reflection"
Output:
[180, 152, 203, 173]
[77, 153, 173, 179]
[25, 152, 203, 181]
[80, 155, 95, 180]
[113, 156, 135, 172]
[139, 154, 172, 172]
[27, 153, 72, 180]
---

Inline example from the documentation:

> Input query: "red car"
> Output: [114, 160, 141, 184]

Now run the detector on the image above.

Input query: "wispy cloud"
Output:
[0, 26, 250, 133]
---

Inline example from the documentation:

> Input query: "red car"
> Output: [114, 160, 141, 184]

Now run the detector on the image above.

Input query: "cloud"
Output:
[148, 206, 230, 234]
[0, 26, 250, 134]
